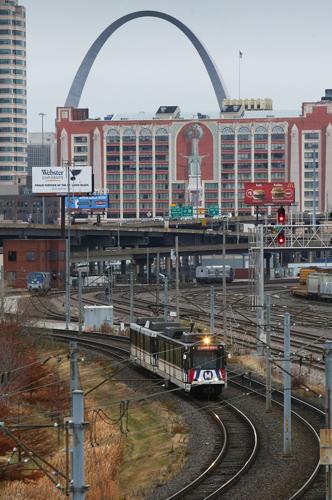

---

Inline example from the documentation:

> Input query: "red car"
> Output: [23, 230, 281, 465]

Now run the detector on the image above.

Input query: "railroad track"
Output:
[168, 400, 258, 500]
[35, 326, 262, 499]
[27, 287, 325, 371]
[33, 325, 324, 499]
[229, 370, 324, 498]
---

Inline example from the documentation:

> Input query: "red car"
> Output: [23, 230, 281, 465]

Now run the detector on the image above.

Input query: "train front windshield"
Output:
[192, 348, 224, 369]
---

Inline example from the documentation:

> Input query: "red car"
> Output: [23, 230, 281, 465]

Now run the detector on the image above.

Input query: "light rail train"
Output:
[130, 318, 227, 397]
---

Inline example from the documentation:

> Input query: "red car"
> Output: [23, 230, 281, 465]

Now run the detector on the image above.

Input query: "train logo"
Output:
[203, 371, 213, 380]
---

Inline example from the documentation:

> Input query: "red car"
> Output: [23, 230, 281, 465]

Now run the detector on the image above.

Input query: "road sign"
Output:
[170, 206, 182, 218]
[208, 206, 219, 217]
[181, 205, 193, 217]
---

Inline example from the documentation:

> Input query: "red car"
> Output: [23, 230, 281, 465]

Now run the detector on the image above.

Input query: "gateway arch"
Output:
[65, 10, 229, 111]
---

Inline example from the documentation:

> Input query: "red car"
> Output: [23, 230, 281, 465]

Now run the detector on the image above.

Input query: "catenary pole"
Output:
[222, 219, 227, 347]
[283, 312, 292, 456]
[156, 253, 160, 311]
[265, 295, 272, 412]
[164, 276, 168, 321]
[69, 342, 78, 394]
[65, 162, 71, 330]
[175, 235, 179, 320]
[107, 266, 112, 306]
[78, 270, 83, 334]
[210, 286, 215, 335]
[71, 390, 87, 500]
[129, 271, 134, 323]
[325, 341, 332, 498]
[257, 224, 265, 355]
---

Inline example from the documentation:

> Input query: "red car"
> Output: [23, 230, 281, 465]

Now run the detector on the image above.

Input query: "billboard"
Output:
[32, 166, 92, 194]
[244, 182, 295, 206]
[65, 194, 109, 210]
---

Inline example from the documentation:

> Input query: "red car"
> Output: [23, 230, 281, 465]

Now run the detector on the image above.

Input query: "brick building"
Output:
[55, 90, 332, 219]
[3, 238, 65, 288]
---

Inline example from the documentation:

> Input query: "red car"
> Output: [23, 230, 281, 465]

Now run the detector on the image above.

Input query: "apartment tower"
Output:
[0, 0, 27, 189]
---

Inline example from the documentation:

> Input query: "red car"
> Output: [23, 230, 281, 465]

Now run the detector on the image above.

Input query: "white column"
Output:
[325, 124, 332, 212]
[218, 126, 222, 210]
[103, 130, 107, 196]
[251, 125, 255, 216]
[136, 129, 139, 219]
[290, 124, 300, 210]
[152, 129, 156, 217]
[92, 128, 102, 191]
[168, 129, 172, 208]
[267, 126, 272, 215]
[119, 130, 123, 219]
[60, 128, 68, 164]
[234, 128, 238, 215]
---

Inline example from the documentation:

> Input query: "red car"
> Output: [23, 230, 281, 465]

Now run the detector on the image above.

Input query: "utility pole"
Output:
[163, 277, 168, 321]
[210, 286, 215, 335]
[107, 266, 112, 306]
[78, 270, 83, 334]
[222, 219, 227, 346]
[70, 342, 79, 394]
[146, 248, 149, 284]
[129, 271, 134, 323]
[324, 341, 332, 499]
[65, 162, 71, 330]
[175, 235, 179, 320]
[265, 295, 272, 412]
[156, 253, 160, 311]
[257, 224, 265, 355]
[39, 112, 46, 225]
[283, 312, 292, 456]
[71, 390, 88, 500]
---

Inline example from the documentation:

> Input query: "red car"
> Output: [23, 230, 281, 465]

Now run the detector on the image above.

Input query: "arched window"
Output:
[221, 127, 235, 140]
[254, 126, 268, 141]
[271, 125, 285, 140]
[106, 128, 119, 143]
[139, 127, 152, 142]
[155, 127, 168, 142]
[123, 128, 136, 142]
[238, 126, 251, 141]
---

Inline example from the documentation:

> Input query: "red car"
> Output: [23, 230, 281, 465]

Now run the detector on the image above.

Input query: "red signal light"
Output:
[277, 206, 286, 225]
[277, 231, 285, 245]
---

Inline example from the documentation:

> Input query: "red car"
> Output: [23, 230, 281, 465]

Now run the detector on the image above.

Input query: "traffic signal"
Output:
[277, 230, 285, 245]
[277, 206, 286, 224]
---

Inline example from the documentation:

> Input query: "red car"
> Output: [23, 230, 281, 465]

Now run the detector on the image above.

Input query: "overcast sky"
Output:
[23, 0, 332, 132]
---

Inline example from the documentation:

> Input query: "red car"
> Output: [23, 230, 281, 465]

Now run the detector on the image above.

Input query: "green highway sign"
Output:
[170, 205, 193, 218]
[181, 205, 193, 217]
[208, 206, 220, 217]
[170, 206, 182, 218]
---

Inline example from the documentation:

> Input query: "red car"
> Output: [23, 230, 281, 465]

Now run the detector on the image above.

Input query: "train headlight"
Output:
[203, 336, 211, 345]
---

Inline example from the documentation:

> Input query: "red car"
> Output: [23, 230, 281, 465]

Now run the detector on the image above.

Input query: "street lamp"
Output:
[65, 162, 76, 330]
[39, 113, 46, 225]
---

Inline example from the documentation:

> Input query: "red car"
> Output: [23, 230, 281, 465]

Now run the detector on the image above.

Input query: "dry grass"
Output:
[232, 354, 325, 399]
[1, 341, 189, 499]
[1, 416, 123, 499]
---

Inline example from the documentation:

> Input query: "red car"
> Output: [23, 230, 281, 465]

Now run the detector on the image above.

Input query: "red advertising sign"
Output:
[244, 182, 295, 206]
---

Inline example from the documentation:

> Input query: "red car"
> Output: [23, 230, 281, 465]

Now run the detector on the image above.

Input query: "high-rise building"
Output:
[27, 132, 56, 171]
[0, 0, 27, 189]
